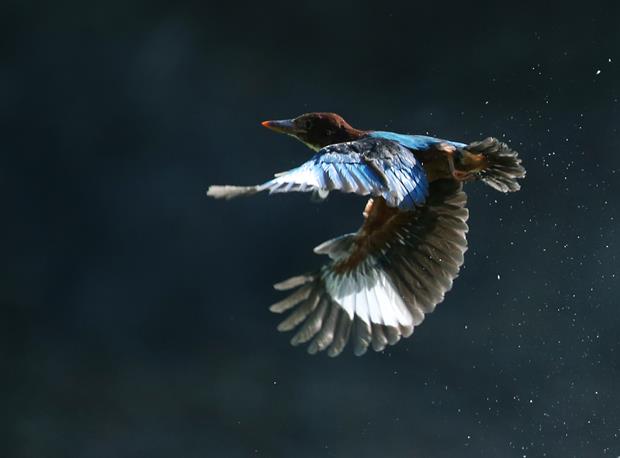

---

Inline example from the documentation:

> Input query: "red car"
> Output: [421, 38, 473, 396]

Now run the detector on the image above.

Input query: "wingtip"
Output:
[273, 275, 314, 291]
[467, 138, 526, 193]
[206, 185, 257, 199]
[206, 185, 228, 199]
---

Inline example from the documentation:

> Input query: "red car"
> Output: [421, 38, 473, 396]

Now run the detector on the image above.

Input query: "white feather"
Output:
[273, 166, 320, 187]
[365, 273, 384, 326]
[326, 273, 354, 319]
[326, 261, 415, 329]
[372, 273, 399, 328]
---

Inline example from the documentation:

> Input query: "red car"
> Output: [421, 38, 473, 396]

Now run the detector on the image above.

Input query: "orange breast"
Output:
[333, 197, 409, 274]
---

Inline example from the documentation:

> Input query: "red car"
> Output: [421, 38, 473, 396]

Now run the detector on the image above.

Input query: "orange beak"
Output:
[260, 119, 299, 135]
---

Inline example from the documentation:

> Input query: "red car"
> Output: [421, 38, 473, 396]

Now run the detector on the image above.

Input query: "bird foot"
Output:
[451, 169, 475, 181]
[446, 154, 475, 182]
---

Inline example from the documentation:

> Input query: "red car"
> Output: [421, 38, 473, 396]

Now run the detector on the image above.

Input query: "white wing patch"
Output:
[268, 163, 323, 189]
[324, 257, 414, 329]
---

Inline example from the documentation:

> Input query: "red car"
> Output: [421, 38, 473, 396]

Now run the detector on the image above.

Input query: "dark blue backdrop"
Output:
[3, 1, 619, 457]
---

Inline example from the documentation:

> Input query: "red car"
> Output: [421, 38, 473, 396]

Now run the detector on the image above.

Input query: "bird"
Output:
[207, 112, 525, 357]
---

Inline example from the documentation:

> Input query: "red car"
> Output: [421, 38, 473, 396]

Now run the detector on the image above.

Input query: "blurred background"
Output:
[2, 1, 620, 457]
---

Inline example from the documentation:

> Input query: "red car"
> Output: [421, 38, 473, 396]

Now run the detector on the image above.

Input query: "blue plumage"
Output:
[210, 129, 474, 210]
[256, 138, 428, 210]
[369, 131, 467, 150]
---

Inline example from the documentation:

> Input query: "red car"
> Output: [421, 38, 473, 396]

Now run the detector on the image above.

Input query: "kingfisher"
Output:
[208, 113, 525, 356]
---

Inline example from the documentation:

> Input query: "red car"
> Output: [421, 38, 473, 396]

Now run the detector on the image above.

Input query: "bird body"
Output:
[208, 113, 525, 356]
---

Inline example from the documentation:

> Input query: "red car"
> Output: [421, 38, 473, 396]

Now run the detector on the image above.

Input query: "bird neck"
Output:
[312, 126, 366, 150]
[340, 125, 366, 143]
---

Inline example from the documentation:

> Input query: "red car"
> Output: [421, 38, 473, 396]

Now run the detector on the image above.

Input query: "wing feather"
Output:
[307, 304, 340, 354]
[208, 137, 429, 210]
[271, 179, 469, 356]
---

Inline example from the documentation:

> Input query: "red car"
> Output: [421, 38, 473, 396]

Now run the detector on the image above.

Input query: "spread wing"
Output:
[207, 137, 428, 210]
[270, 179, 468, 356]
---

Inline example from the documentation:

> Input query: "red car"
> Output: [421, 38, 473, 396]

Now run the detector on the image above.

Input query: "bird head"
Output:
[261, 112, 362, 150]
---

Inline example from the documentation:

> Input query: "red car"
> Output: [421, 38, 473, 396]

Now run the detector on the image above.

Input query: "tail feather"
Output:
[206, 185, 259, 200]
[465, 137, 526, 193]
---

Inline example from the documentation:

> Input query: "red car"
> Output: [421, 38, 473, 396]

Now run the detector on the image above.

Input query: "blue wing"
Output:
[369, 131, 467, 150]
[256, 137, 428, 209]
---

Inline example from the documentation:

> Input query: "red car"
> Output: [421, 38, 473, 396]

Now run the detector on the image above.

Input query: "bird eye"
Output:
[304, 119, 312, 129]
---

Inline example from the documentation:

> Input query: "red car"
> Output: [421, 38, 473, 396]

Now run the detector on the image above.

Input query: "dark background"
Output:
[3, 1, 620, 457]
